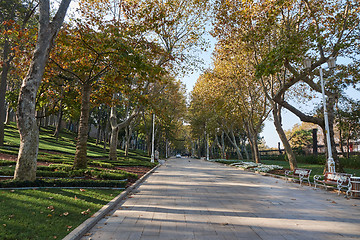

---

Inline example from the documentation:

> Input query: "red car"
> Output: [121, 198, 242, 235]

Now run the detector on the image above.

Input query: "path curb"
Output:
[63, 164, 161, 240]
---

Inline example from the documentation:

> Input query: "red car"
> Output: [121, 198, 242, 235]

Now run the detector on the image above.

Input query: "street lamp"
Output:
[204, 126, 209, 161]
[151, 113, 155, 163]
[304, 57, 336, 172]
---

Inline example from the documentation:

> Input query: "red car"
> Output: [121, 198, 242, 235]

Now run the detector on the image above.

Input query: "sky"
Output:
[179, 33, 303, 149]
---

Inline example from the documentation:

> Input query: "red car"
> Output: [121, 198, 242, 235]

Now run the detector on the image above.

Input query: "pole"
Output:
[205, 129, 209, 161]
[151, 113, 155, 163]
[319, 67, 336, 172]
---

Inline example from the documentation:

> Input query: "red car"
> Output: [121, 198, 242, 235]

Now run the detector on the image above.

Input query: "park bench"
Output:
[285, 168, 312, 186]
[314, 172, 352, 195]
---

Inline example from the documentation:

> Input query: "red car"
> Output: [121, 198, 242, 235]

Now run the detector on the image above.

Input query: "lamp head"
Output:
[327, 57, 336, 69]
[304, 58, 312, 69]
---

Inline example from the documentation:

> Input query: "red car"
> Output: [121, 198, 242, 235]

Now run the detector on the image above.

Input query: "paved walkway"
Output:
[82, 158, 360, 240]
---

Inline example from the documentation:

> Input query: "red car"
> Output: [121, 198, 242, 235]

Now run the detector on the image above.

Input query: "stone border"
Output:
[63, 164, 161, 240]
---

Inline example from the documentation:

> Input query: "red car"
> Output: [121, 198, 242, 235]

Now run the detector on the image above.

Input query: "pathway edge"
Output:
[62, 163, 161, 240]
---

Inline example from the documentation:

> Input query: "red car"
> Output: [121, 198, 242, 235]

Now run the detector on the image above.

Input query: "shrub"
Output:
[340, 156, 360, 169]
[0, 160, 15, 166]
[296, 155, 326, 165]
[0, 179, 127, 188]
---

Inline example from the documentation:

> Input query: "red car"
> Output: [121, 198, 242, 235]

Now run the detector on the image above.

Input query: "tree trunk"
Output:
[109, 126, 119, 160]
[221, 131, 226, 159]
[125, 124, 133, 157]
[5, 103, 11, 125]
[0, 38, 10, 146]
[14, 0, 71, 181]
[109, 103, 119, 160]
[251, 135, 261, 163]
[346, 137, 350, 159]
[273, 104, 297, 170]
[54, 98, 63, 140]
[73, 83, 91, 169]
[225, 129, 243, 160]
[241, 137, 250, 160]
[327, 97, 342, 171]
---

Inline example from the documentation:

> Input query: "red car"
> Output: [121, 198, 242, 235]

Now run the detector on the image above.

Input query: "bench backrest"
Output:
[294, 169, 311, 176]
[325, 172, 352, 183]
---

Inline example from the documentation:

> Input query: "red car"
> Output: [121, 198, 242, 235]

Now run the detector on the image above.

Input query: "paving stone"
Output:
[80, 158, 360, 240]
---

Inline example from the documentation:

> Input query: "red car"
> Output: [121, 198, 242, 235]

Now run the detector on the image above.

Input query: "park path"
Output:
[81, 158, 360, 240]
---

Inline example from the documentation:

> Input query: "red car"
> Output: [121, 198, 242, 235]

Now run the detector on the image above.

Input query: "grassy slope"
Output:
[0, 123, 153, 240]
[0, 188, 117, 240]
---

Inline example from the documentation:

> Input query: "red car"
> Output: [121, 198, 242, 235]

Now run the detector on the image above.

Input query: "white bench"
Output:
[314, 172, 352, 195]
[285, 168, 312, 186]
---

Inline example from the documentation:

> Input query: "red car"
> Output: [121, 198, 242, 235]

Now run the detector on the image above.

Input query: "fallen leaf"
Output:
[3, 224, 6, 227]
[47, 206, 55, 210]
[81, 209, 91, 215]
[47, 214, 52, 217]
[331, 201, 337, 204]
[83, 233, 91, 236]
[80, 189, 86, 192]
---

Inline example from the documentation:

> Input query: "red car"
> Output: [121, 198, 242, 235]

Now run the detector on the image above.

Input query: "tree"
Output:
[212, 0, 360, 171]
[14, 0, 71, 181]
[0, 0, 38, 145]
[336, 99, 360, 158]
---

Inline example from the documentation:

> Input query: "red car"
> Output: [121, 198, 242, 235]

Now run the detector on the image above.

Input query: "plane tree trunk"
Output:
[14, 0, 71, 181]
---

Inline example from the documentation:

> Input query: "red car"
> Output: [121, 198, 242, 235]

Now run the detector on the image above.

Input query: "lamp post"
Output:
[304, 57, 336, 172]
[151, 113, 155, 163]
[204, 126, 209, 161]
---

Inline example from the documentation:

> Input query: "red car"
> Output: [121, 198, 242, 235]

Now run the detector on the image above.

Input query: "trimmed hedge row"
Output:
[0, 179, 127, 188]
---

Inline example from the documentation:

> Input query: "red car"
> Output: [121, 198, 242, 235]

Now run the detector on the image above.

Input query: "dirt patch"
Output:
[0, 153, 17, 161]
[268, 169, 287, 175]
[115, 166, 152, 186]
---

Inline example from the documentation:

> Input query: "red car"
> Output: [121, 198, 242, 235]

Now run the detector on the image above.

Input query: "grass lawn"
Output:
[0, 122, 155, 239]
[261, 160, 360, 177]
[0, 188, 119, 240]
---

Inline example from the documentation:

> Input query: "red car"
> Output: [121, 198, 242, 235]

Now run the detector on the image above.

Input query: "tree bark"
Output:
[109, 125, 119, 160]
[250, 135, 261, 163]
[14, 0, 71, 180]
[245, 123, 261, 163]
[272, 103, 297, 170]
[53, 97, 63, 140]
[73, 83, 91, 169]
[5, 103, 11, 125]
[225, 129, 243, 160]
[241, 137, 250, 160]
[220, 131, 226, 159]
[109, 104, 137, 160]
[125, 124, 133, 157]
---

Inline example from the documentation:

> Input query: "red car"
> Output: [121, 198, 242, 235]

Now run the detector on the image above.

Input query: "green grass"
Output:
[0, 122, 157, 239]
[1, 122, 154, 166]
[260, 160, 360, 178]
[0, 188, 119, 240]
